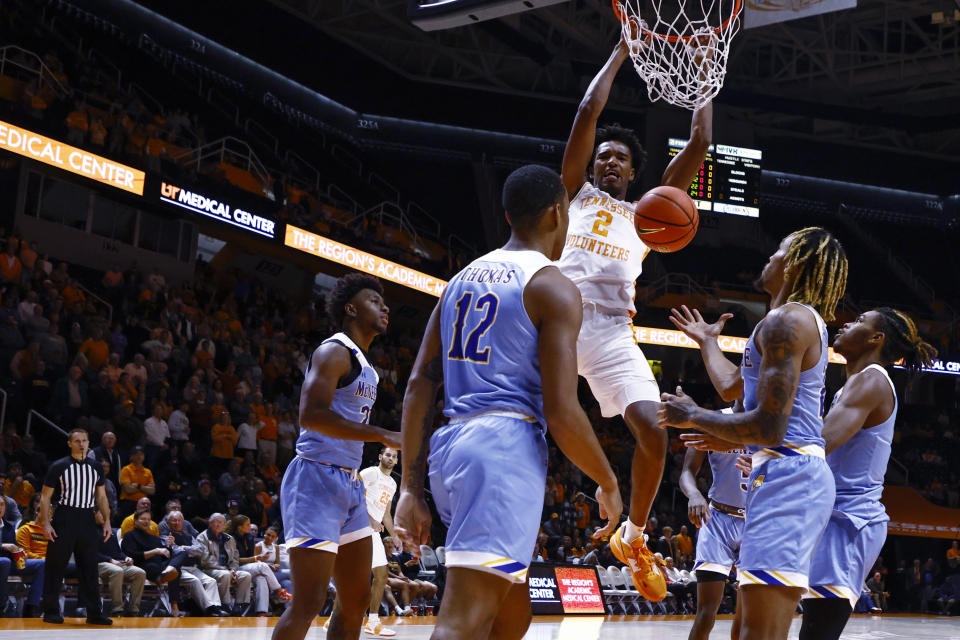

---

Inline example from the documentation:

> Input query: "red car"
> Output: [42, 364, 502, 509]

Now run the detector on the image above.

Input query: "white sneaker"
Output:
[363, 620, 397, 636]
[399, 606, 414, 617]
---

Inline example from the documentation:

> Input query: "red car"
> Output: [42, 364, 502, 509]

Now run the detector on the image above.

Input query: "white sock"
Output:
[622, 518, 645, 543]
[368, 613, 380, 624]
[395, 605, 405, 615]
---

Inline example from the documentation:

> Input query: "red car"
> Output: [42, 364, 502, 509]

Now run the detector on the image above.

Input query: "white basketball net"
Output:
[613, 0, 743, 110]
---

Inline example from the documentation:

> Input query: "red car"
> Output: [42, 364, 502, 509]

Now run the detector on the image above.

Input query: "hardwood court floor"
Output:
[1, 613, 958, 639]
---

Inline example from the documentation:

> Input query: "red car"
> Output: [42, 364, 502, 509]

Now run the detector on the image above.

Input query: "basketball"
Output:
[634, 186, 699, 253]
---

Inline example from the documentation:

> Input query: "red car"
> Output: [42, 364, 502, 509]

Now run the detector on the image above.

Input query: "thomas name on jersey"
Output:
[457, 266, 516, 285]
[355, 380, 377, 401]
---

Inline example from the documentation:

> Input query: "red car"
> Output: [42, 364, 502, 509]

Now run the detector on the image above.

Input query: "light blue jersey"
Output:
[827, 364, 897, 526]
[295, 332, 379, 469]
[742, 302, 829, 453]
[737, 303, 834, 590]
[805, 365, 898, 606]
[707, 450, 749, 509]
[441, 249, 553, 426]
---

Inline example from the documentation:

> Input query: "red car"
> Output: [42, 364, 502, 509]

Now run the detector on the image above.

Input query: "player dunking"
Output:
[272, 274, 401, 640]
[659, 227, 848, 640]
[558, 31, 714, 599]
[395, 165, 622, 640]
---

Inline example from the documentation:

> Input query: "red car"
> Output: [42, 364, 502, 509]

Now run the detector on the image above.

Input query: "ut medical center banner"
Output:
[745, 0, 857, 29]
[528, 563, 607, 615]
[883, 486, 960, 540]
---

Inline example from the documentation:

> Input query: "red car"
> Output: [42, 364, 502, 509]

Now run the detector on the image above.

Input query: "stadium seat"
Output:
[418, 546, 438, 580]
[596, 567, 626, 614]
[435, 546, 446, 565]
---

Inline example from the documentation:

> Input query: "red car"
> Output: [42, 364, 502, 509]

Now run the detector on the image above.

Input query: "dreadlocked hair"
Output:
[783, 227, 848, 321]
[873, 308, 938, 373]
[327, 272, 384, 327]
[595, 123, 647, 178]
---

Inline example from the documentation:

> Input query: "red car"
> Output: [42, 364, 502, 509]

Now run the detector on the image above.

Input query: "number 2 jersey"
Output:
[440, 248, 553, 427]
[556, 182, 650, 316]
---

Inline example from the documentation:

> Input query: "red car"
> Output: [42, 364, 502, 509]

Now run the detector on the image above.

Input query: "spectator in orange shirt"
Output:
[948, 540, 960, 569]
[65, 102, 89, 145]
[118, 447, 155, 519]
[61, 278, 87, 308]
[78, 329, 110, 370]
[574, 493, 591, 530]
[19, 240, 38, 274]
[0, 240, 22, 284]
[210, 411, 238, 469]
[16, 516, 49, 559]
[5, 462, 36, 508]
[256, 403, 278, 466]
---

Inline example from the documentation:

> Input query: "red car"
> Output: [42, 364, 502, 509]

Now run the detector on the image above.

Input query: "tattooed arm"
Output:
[659, 305, 815, 446]
[526, 267, 622, 538]
[395, 299, 444, 553]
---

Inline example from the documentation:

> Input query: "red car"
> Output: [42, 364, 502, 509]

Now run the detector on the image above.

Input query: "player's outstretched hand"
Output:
[394, 490, 431, 558]
[669, 305, 732, 345]
[658, 386, 701, 429]
[687, 492, 710, 529]
[735, 453, 752, 476]
[679, 432, 741, 452]
[592, 482, 623, 541]
[379, 428, 403, 451]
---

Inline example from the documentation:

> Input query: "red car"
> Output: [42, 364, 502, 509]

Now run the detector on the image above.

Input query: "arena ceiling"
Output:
[266, 0, 960, 160]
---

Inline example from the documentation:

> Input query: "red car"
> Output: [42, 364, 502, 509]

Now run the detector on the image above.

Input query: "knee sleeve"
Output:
[799, 598, 852, 640]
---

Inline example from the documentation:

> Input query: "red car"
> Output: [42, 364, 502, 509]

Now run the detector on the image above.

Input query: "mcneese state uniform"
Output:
[805, 364, 897, 606]
[738, 303, 835, 590]
[694, 421, 749, 576]
[430, 248, 552, 583]
[281, 332, 377, 552]
[556, 182, 659, 417]
[359, 465, 397, 569]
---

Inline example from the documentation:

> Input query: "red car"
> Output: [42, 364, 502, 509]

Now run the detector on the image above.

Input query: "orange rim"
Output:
[612, 0, 742, 43]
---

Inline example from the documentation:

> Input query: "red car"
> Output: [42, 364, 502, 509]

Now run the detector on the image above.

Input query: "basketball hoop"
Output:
[612, 0, 743, 110]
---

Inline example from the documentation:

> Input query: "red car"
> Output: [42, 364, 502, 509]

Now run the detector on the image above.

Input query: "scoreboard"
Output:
[668, 138, 762, 217]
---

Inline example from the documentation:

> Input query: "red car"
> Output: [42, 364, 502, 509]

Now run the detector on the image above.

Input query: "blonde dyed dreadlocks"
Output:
[874, 308, 938, 373]
[783, 227, 848, 321]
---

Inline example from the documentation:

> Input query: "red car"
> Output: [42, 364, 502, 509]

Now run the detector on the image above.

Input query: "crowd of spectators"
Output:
[0, 2, 468, 280]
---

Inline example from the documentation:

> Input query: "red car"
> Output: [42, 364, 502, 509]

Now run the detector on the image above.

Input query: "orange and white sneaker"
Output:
[363, 619, 397, 637]
[609, 525, 667, 601]
[322, 618, 330, 632]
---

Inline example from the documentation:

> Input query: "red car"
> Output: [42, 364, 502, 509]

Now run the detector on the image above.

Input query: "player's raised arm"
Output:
[821, 370, 891, 455]
[669, 305, 742, 401]
[299, 343, 400, 448]
[525, 267, 622, 538]
[395, 300, 444, 551]
[560, 39, 631, 197]
[679, 448, 710, 528]
[659, 304, 816, 446]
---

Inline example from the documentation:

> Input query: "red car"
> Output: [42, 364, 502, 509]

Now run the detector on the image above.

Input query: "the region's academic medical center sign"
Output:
[0, 119, 144, 195]
[284, 224, 446, 297]
[160, 181, 276, 239]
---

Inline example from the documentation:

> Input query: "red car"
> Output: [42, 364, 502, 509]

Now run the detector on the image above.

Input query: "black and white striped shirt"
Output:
[43, 455, 104, 509]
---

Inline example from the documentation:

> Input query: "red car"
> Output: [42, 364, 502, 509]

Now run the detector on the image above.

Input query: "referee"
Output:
[38, 427, 113, 625]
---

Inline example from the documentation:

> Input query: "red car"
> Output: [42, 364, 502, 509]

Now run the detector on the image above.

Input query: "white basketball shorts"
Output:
[577, 305, 660, 418]
[371, 529, 388, 568]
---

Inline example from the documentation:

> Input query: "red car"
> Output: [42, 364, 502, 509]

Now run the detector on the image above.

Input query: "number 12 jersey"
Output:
[440, 248, 553, 427]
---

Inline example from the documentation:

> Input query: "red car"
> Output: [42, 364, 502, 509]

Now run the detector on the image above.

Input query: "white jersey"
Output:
[556, 182, 649, 316]
[359, 466, 397, 523]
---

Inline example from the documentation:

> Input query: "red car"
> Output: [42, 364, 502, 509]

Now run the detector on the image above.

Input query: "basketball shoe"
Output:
[322, 617, 397, 637]
[609, 525, 667, 601]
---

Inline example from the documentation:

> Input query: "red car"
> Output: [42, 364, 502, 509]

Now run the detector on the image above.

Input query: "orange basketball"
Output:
[634, 185, 699, 253]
